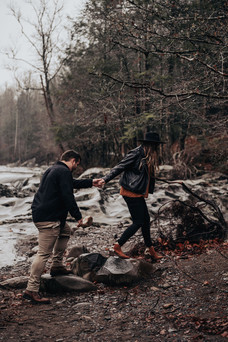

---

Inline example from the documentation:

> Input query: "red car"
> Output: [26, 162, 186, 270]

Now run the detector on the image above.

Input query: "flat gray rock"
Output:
[0, 276, 28, 289]
[40, 274, 97, 293]
[94, 256, 154, 285]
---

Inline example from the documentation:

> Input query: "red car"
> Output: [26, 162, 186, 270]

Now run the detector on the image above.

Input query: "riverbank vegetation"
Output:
[0, 0, 227, 175]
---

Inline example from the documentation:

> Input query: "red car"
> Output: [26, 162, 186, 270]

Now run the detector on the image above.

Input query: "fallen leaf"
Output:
[203, 281, 210, 286]
[221, 331, 228, 337]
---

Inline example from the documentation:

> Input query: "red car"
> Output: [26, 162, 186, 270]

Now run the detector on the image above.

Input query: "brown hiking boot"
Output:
[23, 290, 50, 304]
[113, 243, 130, 259]
[148, 246, 163, 261]
[50, 266, 73, 277]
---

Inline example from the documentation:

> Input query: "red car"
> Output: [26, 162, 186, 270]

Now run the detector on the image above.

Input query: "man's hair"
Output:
[60, 150, 81, 162]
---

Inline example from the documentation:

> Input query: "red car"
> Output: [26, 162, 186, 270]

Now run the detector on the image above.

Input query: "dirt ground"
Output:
[0, 239, 228, 342]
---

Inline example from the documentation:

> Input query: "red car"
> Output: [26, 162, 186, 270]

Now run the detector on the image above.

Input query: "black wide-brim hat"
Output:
[138, 132, 166, 144]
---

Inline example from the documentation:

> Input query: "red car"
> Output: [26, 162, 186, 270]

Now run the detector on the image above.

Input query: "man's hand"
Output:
[71, 218, 84, 234]
[77, 216, 93, 228]
[93, 178, 105, 188]
[77, 218, 83, 227]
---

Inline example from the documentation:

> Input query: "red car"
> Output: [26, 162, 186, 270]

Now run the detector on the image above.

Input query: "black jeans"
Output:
[118, 196, 152, 248]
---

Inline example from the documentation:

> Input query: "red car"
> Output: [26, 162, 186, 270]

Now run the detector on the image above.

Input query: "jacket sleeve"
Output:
[72, 178, 93, 189]
[103, 150, 139, 183]
[58, 171, 82, 221]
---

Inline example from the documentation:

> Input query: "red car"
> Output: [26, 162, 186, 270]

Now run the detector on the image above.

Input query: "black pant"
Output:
[118, 196, 152, 248]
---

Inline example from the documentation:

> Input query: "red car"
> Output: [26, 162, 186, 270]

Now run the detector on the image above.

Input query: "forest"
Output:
[0, 0, 227, 175]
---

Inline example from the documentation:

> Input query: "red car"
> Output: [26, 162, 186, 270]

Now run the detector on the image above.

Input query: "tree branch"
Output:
[178, 54, 228, 77]
[92, 72, 228, 100]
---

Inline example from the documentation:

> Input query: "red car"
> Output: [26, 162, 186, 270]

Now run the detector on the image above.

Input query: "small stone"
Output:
[72, 302, 91, 309]
[161, 283, 172, 289]
[56, 299, 66, 305]
[163, 303, 173, 309]
[160, 329, 166, 335]
[150, 286, 160, 291]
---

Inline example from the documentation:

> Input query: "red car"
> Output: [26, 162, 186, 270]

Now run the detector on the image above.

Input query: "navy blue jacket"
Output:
[103, 145, 155, 195]
[32, 161, 92, 225]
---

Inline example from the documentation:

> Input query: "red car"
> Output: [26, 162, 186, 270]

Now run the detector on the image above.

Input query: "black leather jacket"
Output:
[103, 145, 155, 195]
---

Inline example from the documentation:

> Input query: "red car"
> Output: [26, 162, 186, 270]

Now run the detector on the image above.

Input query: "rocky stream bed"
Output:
[0, 164, 227, 341]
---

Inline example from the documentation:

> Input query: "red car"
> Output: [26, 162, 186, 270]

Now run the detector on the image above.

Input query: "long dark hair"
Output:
[140, 142, 159, 176]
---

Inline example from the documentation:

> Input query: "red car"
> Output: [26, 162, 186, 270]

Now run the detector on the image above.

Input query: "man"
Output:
[23, 150, 102, 304]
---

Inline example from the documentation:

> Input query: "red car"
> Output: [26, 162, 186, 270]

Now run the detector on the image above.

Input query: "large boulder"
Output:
[71, 253, 107, 281]
[94, 256, 154, 285]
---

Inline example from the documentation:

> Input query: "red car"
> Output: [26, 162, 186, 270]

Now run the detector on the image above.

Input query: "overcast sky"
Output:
[0, 0, 86, 90]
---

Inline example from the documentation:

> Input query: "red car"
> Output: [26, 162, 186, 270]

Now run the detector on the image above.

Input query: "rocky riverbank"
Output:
[0, 231, 228, 341]
[0, 164, 227, 341]
[0, 164, 227, 267]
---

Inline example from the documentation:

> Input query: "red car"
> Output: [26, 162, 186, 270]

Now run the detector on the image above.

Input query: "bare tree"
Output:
[9, 0, 69, 153]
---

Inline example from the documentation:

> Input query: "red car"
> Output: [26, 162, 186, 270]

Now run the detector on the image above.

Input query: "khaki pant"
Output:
[26, 221, 71, 292]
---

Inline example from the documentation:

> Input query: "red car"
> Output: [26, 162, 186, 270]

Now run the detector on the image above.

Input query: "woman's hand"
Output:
[97, 179, 105, 188]
[92, 178, 104, 188]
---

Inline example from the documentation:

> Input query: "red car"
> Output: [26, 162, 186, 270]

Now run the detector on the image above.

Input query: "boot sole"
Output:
[114, 251, 130, 259]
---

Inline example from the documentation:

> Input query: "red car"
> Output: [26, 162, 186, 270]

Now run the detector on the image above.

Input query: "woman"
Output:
[100, 132, 165, 260]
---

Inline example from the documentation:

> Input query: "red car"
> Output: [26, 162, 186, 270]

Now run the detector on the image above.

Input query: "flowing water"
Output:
[0, 165, 127, 267]
[0, 166, 42, 267]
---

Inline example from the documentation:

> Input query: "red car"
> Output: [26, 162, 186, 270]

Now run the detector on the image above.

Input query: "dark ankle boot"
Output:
[23, 290, 50, 304]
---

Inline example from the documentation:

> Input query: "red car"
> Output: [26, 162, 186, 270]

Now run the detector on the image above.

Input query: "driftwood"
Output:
[154, 178, 227, 242]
